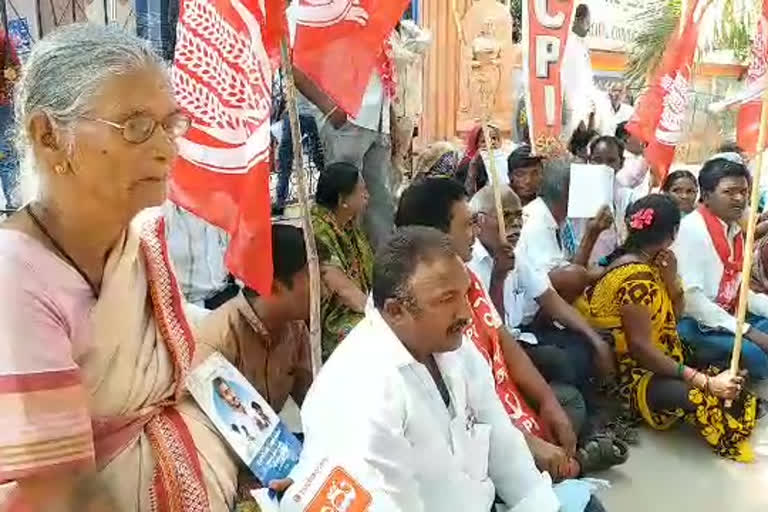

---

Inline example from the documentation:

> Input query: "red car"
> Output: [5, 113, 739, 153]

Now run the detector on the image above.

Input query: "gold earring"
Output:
[342, 203, 349, 209]
[54, 164, 65, 175]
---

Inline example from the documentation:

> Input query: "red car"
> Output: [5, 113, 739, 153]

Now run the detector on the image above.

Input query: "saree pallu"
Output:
[84, 209, 237, 511]
[576, 262, 757, 462]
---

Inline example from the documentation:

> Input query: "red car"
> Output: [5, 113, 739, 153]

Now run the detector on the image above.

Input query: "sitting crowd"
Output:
[2, 24, 766, 512]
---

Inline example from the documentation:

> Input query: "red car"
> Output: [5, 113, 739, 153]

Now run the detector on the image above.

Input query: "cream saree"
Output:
[81, 209, 237, 511]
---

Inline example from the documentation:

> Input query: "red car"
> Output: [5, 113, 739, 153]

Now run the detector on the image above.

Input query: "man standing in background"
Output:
[0, 28, 19, 210]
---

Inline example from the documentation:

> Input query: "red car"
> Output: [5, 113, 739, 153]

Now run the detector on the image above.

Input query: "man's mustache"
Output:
[448, 318, 470, 335]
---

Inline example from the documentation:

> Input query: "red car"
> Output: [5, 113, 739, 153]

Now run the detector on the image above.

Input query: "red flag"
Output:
[627, 0, 704, 182]
[291, 0, 410, 117]
[170, 0, 275, 295]
[737, 0, 768, 154]
[522, 0, 576, 154]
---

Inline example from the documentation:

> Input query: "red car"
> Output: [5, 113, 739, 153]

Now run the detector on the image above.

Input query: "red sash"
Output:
[698, 205, 744, 313]
[464, 269, 551, 441]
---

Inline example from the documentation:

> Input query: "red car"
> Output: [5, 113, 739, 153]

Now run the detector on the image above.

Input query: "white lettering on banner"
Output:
[656, 71, 693, 145]
[294, 0, 369, 28]
[173, 0, 272, 174]
[533, 0, 565, 29]
[583, 0, 645, 51]
[747, 16, 767, 83]
[535, 35, 560, 78]
[545, 85, 555, 125]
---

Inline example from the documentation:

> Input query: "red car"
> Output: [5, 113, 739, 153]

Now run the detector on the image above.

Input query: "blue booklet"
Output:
[186, 352, 302, 484]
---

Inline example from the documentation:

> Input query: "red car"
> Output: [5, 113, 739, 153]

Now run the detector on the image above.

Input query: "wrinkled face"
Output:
[385, 255, 472, 355]
[217, 382, 242, 409]
[477, 192, 524, 253]
[509, 162, 542, 204]
[448, 199, 478, 262]
[342, 176, 370, 219]
[590, 141, 624, 173]
[705, 176, 748, 223]
[35, 65, 180, 221]
[667, 177, 698, 214]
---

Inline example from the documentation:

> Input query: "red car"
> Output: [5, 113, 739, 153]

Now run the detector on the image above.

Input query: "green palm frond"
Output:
[626, 0, 756, 89]
[624, 0, 682, 89]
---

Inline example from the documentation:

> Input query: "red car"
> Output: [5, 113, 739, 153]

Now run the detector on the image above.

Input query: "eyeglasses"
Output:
[80, 112, 192, 144]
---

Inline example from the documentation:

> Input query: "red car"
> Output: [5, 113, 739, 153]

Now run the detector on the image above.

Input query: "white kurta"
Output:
[298, 307, 559, 512]
[672, 209, 768, 334]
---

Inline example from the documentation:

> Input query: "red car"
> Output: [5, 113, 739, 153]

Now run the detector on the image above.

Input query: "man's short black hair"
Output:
[395, 177, 468, 233]
[272, 224, 307, 288]
[575, 3, 590, 20]
[372, 226, 457, 309]
[698, 157, 750, 198]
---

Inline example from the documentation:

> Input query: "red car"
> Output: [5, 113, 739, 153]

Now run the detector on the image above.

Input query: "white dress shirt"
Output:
[605, 103, 634, 137]
[299, 307, 559, 512]
[348, 71, 390, 134]
[517, 198, 569, 275]
[467, 240, 549, 334]
[164, 203, 230, 307]
[673, 209, 768, 333]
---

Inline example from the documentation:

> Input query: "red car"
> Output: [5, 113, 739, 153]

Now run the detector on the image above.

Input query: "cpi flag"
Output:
[291, 0, 410, 117]
[736, 0, 768, 154]
[170, 0, 275, 295]
[522, 0, 576, 154]
[626, 0, 705, 182]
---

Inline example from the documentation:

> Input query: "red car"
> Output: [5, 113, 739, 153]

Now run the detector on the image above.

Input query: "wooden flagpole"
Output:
[480, 121, 508, 241]
[280, 39, 323, 376]
[728, 84, 768, 385]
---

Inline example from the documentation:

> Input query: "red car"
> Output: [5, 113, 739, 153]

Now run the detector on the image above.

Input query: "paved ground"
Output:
[282, 386, 768, 512]
[598, 383, 768, 512]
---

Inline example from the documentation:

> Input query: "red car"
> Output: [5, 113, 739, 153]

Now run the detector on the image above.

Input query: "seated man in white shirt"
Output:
[468, 185, 615, 390]
[298, 226, 561, 512]
[517, 158, 612, 303]
[674, 157, 768, 379]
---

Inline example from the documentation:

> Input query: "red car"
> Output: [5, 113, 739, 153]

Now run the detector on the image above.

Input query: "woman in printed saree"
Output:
[576, 195, 758, 462]
[0, 25, 241, 511]
[311, 163, 374, 360]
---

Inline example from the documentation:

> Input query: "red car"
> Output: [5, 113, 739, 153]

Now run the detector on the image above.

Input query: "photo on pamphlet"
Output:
[186, 352, 302, 485]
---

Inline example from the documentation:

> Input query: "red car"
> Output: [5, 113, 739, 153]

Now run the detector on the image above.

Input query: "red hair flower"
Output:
[629, 208, 655, 230]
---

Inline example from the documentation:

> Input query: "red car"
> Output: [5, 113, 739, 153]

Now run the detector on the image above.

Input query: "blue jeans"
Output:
[275, 113, 324, 210]
[0, 104, 19, 210]
[677, 315, 768, 379]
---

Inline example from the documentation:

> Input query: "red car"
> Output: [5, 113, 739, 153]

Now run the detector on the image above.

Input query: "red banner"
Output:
[170, 0, 275, 295]
[522, 0, 575, 154]
[627, 0, 705, 182]
[737, 0, 768, 154]
[292, 0, 410, 117]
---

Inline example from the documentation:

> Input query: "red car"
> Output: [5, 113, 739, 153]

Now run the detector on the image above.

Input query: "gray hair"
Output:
[540, 158, 572, 205]
[469, 184, 518, 215]
[14, 23, 167, 186]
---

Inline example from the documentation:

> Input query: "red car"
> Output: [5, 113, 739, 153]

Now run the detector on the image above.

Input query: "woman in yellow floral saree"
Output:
[576, 195, 757, 462]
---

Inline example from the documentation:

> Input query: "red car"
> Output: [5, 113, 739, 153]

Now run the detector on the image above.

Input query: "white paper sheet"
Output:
[567, 164, 614, 218]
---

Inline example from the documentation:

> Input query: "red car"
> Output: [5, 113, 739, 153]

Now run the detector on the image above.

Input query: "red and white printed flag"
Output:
[736, 0, 768, 154]
[170, 0, 278, 295]
[627, 0, 706, 182]
[291, 0, 410, 117]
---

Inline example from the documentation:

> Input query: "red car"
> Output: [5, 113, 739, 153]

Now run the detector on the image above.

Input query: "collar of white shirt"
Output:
[468, 239, 494, 290]
[363, 303, 419, 369]
[524, 197, 559, 231]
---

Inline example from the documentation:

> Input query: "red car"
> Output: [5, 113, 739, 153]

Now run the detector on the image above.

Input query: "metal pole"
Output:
[103, 0, 108, 24]
[35, 0, 43, 38]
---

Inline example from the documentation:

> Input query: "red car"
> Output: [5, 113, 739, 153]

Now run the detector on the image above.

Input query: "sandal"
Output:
[576, 435, 629, 475]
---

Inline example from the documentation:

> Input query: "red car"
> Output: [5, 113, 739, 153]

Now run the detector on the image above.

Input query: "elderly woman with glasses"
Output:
[0, 25, 246, 511]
